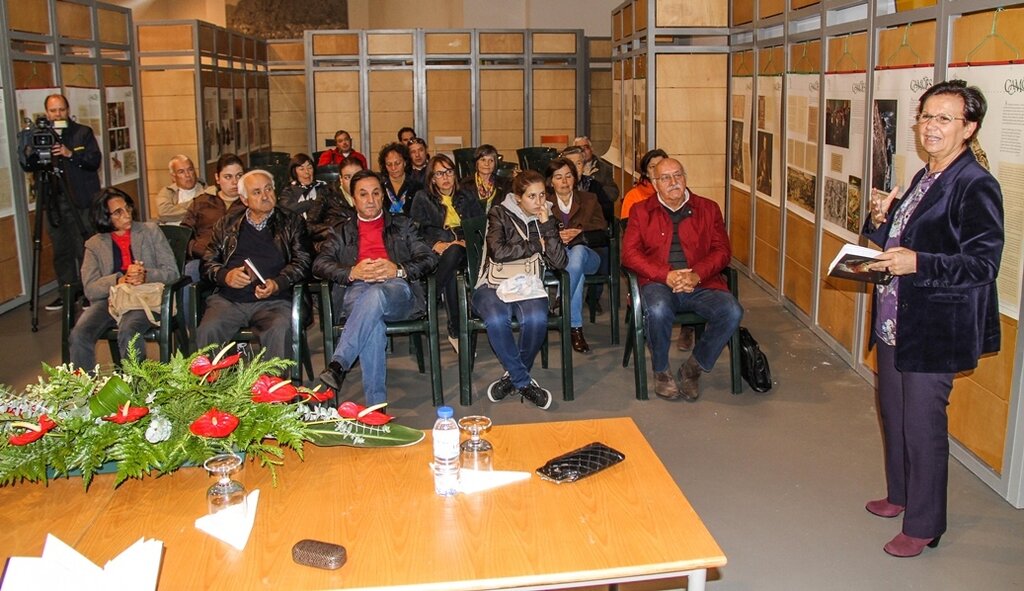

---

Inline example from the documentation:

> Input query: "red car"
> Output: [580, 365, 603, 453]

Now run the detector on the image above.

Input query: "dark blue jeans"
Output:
[640, 283, 742, 373]
[333, 279, 416, 406]
[472, 286, 548, 389]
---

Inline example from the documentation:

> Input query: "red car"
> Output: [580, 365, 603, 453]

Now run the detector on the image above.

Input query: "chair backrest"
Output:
[256, 163, 290, 197]
[462, 215, 488, 289]
[496, 161, 518, 180]
[516, 147, 557, 174]
[312, 150, 325, 166]
[316, 164, 341, 192]
[453, 147, 477, 182]
[159, 224, 193, 272]
[250, 151, 291, 167]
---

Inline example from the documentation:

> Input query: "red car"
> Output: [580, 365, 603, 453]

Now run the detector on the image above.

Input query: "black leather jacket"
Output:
[313, 212, 439, 313]
[201, 206, 311, 291]
[278, 180, 354, 246]
[408, 188, 484, 245]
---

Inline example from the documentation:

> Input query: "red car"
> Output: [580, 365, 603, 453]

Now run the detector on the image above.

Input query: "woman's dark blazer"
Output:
[863, 149, 1003, 373]
[458, 174, 511, 212]
[408, 189, 484, 245]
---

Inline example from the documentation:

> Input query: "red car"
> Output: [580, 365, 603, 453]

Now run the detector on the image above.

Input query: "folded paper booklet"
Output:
[1, 534, 163, 591]
[827, 244, 894, 285]
[243, 258, 268, 287]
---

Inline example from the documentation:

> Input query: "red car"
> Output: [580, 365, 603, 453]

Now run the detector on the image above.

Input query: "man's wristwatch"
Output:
[396, 266, 407, 280]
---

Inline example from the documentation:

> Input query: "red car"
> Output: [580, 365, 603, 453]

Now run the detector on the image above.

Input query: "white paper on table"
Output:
[194, 489, 260, 551]
[1, 534, 163, 591]
[457, 469, 531, 494]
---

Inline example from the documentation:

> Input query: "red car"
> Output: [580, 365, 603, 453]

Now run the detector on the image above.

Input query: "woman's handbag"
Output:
[739, 326, 772, 392]
[108, 282, 164, 326]
[477, 218, 546, 293]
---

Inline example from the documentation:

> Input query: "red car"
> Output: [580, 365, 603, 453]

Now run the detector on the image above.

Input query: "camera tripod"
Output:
[28, 165, 88, 332]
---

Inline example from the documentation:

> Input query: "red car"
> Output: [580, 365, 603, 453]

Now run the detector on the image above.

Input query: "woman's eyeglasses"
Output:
[434, 169, 455, 178]
[109, 205, 133, 219]
[917, 113, 966, 126]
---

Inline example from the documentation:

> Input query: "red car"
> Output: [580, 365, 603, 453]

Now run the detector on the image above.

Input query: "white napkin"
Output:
[2, 534, 162, 591]
[194, 489, 260, 550]
[457, 469, 531, 494]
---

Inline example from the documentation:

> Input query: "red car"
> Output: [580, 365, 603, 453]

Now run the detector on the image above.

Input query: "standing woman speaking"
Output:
[864, 80, 1003, 558]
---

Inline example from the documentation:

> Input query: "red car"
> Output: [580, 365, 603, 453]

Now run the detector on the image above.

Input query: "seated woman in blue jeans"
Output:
[472, 170, 567, 409]
[544, 156, 608, 353]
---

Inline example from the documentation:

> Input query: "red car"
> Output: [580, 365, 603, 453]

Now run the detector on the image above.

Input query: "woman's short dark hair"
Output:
[512, 169, 545, 197]
[544, 156, 578, 190]
[473, 144, 499, 163]
[92, 187, 135, 233]
[349, 169, 383, 197]
[425, 154, 457, 200]
[918, 79, 987, 141]
[216, 153, 244, 175]
[638, 148, 669, 183]
[287, 153, 315, 181]
[377, 142, 411, 175]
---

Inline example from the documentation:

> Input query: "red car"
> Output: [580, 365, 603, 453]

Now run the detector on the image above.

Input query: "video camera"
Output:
[17, 116, 67, 173]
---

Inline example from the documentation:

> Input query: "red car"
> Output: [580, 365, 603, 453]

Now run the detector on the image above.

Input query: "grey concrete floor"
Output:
[2, 276, 1023, 590]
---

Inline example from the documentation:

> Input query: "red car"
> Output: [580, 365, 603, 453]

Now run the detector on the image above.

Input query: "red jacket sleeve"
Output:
[622, 201, 671, 285]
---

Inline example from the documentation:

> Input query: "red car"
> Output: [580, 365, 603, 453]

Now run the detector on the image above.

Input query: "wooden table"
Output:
[1, 417, 726, 590]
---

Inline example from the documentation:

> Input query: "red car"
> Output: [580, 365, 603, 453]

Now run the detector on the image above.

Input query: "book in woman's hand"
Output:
[827, 244, 894, 285]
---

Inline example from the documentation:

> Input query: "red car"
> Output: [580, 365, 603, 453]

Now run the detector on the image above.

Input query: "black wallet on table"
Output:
[536, 442, 625, 484]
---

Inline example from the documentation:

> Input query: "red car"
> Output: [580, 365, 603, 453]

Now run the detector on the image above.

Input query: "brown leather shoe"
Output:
[675, 356, 702, 402]
[654, 371, 683, 400]
[676, 326, 696, 351]
[570, 327, 591, 353]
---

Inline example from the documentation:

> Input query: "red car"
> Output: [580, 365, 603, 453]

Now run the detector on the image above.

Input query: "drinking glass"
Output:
[458, 415, 493, 471]
[204, 453, 246, 514]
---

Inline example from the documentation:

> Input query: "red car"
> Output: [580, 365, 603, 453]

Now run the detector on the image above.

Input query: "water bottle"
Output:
[432, 406, 460, 496]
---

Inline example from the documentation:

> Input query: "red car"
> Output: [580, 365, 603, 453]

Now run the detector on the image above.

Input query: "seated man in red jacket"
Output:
[622, 158, 742, 401]
[318, 129, 368, 169]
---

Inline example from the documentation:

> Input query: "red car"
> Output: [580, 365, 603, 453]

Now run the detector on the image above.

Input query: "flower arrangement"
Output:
[0, 343, 423, 489]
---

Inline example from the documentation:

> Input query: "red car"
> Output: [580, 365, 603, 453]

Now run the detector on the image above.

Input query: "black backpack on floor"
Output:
[739, 327, 772, 393]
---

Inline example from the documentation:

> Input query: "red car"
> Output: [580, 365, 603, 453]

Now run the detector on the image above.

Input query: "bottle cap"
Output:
[437, 406, 453, 419]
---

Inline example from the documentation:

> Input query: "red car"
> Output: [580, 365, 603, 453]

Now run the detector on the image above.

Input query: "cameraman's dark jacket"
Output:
[313, 212, 439, 317]
[57, 119, 102, 209]
[201, 206, 311, 293]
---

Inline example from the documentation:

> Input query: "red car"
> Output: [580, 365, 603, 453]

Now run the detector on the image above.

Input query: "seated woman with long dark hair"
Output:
[409, 154, 483, 352]
[472, 170, 567, 410]
[69, 188, 180, 369]
[378, 142, 423, 214]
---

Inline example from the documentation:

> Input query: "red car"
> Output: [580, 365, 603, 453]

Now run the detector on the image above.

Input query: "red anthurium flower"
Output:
[337, 401, 394, 426]
[301, 387, 335, 403]
[189, 408, 240, 438]
[251, 375, 298, 403]
[189, 343, 242, 382]
[102, 402, 149, 424]
[8, 414, 57, 446]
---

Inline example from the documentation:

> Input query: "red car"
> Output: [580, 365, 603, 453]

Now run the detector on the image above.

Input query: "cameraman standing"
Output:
[42, 93, 100, 311]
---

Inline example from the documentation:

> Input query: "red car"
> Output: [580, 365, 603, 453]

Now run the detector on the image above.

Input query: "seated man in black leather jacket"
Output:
[315, 170, 438, 407]
[197, 170, 311, 362]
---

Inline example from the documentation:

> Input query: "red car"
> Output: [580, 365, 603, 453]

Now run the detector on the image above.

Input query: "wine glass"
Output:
[204, 453, 246, 514]
[458, 415, 493, 471]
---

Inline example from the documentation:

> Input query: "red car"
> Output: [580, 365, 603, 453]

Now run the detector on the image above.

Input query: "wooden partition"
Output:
[1, 0, 137, 313]
[268, 40, 307, 159]
[137, 20, 269, 211]
[588, 38, 613, 154]
[305, 29, 585, 167]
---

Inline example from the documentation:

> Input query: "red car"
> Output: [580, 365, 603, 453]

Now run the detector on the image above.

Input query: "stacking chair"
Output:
[452, 147, 477, 182]
[582, 222, 621, 344]
[315, 164, 341, 193]
[516, 147, 558, 174]
[61, 225, 194, 365]
[187, 280, 311, 382]
[455, 215, 573, 406]
[621, 266, 743, 399]
[496, 161, 518, 180]
[250, 151, 291, 167]
[255, 163, 290, 196]
[318, 277, 443, 406]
